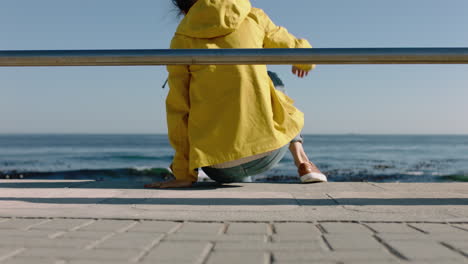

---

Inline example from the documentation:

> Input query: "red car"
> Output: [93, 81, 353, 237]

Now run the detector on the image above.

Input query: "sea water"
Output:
[0, 134, 467, 182]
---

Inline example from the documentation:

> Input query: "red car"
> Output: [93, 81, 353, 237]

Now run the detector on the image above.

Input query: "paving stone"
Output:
[275, 251, 397, 262]
[17, 248, 141, 260]
[443, 241, 468, 255]
[328, 249, 398, 261]
[273, 252, 332, 262]
[271, 235, 322, 242]
[206, 251, 269, 264]
[453, 224, 468, 232]
[378, 233, 468, 242]
[94, 233, 163, 249]
[274, 262, 336, 264]
[0, 219, 48, 230]
[2, 257, 59, 264]
[143, 242, 211, 262]
[226, 223, 270, 235]
[165, 233, 267, 242]
[141, 262, 188, 264]
[320, 223, 372, 234]
[273, 223, 320, 236]
[214, 241, 325, 252]
[140, 261, 189, 264]
[386, 240, 465, 261]
[176, 222, 224, 234]
[56, 231, 111, 240]
[77, 220, 136, 232]
[0, 229, 59, 238]
[324, 234, 382, 250]
[409, 223, 467, 234]
[409, 261, 468, 264]
[127, 221, 180, 233]
[67, 261, 132, 264]
[336, 261, 399, 264]
[0, 248, 23, 260]
[30, 219, 93, 231]
[3, 258, 131, 264]
[366, 223, 421, 234]
[0, 237, 93, 248]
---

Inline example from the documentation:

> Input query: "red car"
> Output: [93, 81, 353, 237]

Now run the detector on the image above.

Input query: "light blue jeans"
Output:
[202, 134, 302, 183]
[202, 71, 302, 183]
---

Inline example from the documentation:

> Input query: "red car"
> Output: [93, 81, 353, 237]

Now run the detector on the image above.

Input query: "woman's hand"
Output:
[292, 66, 310, 78]
[144, 179, 193, 189]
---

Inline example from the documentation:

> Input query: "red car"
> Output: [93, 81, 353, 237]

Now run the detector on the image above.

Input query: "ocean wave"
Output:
[0, 167, 173, 182]
[73, 155, 173, 162]
[259, 172, 468, 183]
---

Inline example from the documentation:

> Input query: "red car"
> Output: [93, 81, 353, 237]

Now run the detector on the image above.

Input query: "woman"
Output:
[145, 0, 327, 188]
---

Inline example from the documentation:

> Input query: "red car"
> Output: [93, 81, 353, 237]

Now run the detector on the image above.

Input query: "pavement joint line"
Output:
[316, 220, 362, 224]
[1, 216, 468, 225]
[366, 182, 386, 190]
[167, 222, 184, 234]
[373, 234, 409, 261]
[267, 235, 273, 243]
[316, 220, 468, 225]
[325, 193, 340, 205]
[219, 222, 229, 234]
[265, 252, 272, 264]
[268, 222, 276, 242]
[316, 223, 328, 234]
[0, 215, 466, 224]
[267, 222, 274, 236]
[84, 232, 117, 250]
[195, 242, 214, 264]
[321, 235, 333, 251]
[406, 223, 430, 234]
[24, 218, 51, 230]
[266, 252, 273, 264]
[452, 225, 468, 232]
[48, 231, 66, 239]
[440, 241, 468, 258]
[215, 222, 225, 234]
[70, 219, 96, 231]
[130, 233, 165, 263]
[361, 222, 378, 233]
[117, 221, 139, 233]
[0, 248, 25, 262]
[404, 220, 468, 224]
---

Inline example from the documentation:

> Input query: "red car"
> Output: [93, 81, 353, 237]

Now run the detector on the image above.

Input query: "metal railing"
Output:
[1, 48, 468, 67]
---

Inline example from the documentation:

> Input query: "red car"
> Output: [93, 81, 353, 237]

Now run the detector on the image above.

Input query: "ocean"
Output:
[0, 134, 467, 183]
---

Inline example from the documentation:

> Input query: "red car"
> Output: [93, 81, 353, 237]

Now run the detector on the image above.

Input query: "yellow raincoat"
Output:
[166, 0, 314, 182]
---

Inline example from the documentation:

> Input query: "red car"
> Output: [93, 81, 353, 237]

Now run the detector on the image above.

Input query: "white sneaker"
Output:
[298, 162, 328, 183]
[300, 172, 328, 183]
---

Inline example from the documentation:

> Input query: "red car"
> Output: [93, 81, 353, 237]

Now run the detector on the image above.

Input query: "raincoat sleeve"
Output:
[165, 36, 198, 182]
[256, 9, 315, 71]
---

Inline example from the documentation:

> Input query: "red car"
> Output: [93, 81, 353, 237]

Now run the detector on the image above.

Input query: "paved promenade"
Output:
[0, 180, 467, 263]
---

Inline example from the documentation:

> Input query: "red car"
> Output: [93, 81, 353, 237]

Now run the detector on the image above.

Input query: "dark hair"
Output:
[172, 0, 198, 14]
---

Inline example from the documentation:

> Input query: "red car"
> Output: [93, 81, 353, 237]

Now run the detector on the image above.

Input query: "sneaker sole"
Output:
[300, 173, 328, 183]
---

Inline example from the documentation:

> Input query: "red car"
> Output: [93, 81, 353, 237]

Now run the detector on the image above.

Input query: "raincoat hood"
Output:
[176, 0, 252, 38]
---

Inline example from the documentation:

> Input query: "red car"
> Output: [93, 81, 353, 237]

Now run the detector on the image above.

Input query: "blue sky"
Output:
[1, 0, 467, 134]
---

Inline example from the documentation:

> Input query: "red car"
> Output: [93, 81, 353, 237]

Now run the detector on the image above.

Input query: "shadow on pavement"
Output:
[0, 197, 467, 206]
[0, 181, 242, 190]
